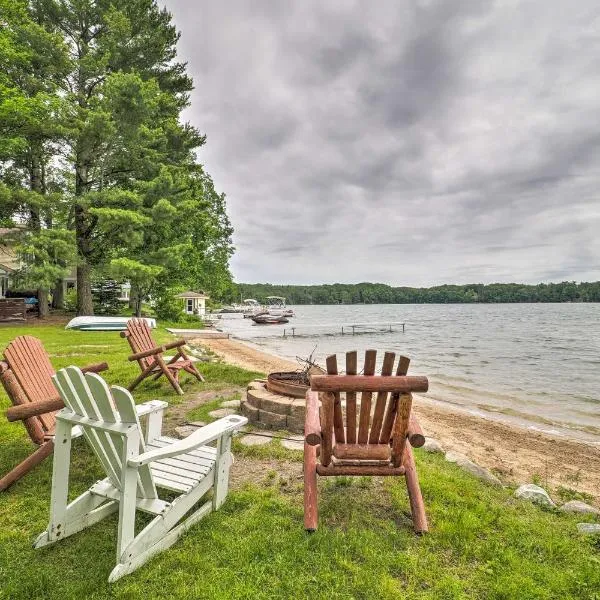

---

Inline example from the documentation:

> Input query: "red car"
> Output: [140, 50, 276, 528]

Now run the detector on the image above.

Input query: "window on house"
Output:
[187, 299, 194, 313]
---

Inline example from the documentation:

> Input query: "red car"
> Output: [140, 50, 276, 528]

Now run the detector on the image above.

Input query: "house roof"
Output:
[175, 291, 209, 299]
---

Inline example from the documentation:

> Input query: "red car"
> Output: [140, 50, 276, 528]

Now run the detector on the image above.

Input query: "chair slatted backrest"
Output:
[321, 350, 415, 466]
[125, 319, 158, 370]
[53, 366, 157, 499]
[2, 336, 59, 436]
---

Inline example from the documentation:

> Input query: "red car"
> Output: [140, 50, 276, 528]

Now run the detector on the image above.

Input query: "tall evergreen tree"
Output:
[0, 0, 71, 316]
[35, 0, 201, 314]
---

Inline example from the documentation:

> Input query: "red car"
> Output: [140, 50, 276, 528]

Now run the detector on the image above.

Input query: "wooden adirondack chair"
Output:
[35, 366, 247, 582]
[0, 335, 108, 491]
[121, 318, 204, 395]
[303, 350, 429, 533]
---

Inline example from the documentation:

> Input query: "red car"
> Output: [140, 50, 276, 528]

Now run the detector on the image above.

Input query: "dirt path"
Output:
[201, 336, 600, 503]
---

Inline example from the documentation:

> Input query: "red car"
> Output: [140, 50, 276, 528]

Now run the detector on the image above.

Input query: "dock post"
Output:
[402, 323, 405, 332]
[341, 326, 344, 335]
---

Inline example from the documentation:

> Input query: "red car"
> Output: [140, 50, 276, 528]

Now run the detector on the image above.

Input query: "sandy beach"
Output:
[202, 336, 600, 503]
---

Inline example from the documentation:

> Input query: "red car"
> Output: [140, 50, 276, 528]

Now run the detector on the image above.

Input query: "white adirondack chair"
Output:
[34, 366, 247, 582]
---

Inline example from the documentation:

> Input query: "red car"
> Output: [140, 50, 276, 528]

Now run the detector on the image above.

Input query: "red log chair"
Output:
[0, 335, 107, 491]
[121, 318, 204, 396]
[303, 350, 429, 533]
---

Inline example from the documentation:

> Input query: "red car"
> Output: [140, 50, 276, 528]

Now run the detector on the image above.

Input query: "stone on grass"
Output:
[445, 451, 502, 487]
[514, 484, 555, 506]
[221, 399, 241, 409]
[208, 408, 236, 419]
[577, 523, 600, 535]
[239, 434, 271, 447]
[281, 436, 304, 451]
[174, 425, 199, 439]
[560, 500, 600, 516]
[422, 438, 444, 454]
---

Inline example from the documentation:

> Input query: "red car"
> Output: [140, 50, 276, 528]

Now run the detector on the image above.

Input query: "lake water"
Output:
[216, 304, 600, 443]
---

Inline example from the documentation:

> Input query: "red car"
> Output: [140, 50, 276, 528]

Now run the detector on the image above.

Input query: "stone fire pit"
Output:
[241, 376, 307, 433]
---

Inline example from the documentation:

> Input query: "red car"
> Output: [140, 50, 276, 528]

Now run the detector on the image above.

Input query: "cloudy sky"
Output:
[167, 0, 600, 286]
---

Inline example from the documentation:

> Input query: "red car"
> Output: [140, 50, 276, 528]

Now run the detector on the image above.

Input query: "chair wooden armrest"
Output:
[407, 416, 425, 448]
[304, 390, 321, 446]
[164, 339, 186, 351]
[6, 397, 63, 422]
[81, 362, 109, 374]
[135, 400, 168, 416]
[129, 415, 248, 467]
[7, 397, 168, 423]
[127, 345, 167, 361]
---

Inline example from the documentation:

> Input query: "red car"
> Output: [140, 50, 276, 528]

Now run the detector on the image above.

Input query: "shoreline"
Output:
[200, 335, 600, 503]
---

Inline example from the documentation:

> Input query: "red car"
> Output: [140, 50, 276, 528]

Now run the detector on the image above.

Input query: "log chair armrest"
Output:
[164, 339, 186, 351]
[407, 416, 425, 448]
[128, 345, 167, 361]
[129, 415, 248, 467]
[7, 397, 167, 424]
[81, 362, 109, 374]
[304, 390, 321, 446]
[6, 397, 63, 422]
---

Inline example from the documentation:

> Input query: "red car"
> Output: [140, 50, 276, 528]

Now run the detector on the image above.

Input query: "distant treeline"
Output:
[236, 281, 600, 304]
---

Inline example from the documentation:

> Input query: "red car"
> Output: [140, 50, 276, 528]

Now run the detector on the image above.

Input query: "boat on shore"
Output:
[65, 316, 157, 331]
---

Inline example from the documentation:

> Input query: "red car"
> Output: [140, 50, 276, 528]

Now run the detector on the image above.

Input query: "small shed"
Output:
[175, 291, 209, 316]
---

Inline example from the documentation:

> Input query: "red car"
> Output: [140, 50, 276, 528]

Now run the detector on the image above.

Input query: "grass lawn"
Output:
[0, 323, 599, 599]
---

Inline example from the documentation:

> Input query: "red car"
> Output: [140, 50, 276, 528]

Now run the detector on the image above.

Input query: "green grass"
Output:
[1, 324, 599, 599]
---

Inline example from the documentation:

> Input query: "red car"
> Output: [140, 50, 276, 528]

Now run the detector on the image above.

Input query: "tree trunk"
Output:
[76, 262, 94, 316]
[52, 279, 65, 309]
[75, 148, 94, 315]
[38, 288, 49, 319]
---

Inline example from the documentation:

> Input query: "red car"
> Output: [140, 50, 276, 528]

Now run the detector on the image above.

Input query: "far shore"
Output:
[200, 336, 600, 503]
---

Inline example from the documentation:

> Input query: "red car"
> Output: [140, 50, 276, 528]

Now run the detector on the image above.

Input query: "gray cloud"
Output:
[165, 0, 600, 285]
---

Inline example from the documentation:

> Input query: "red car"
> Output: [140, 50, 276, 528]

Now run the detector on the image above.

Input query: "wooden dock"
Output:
[166, 328, 230, 340]
[282, 322, 405, 338]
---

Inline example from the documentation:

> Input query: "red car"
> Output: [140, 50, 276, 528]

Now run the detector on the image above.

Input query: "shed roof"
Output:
[175, 291, 209, 299]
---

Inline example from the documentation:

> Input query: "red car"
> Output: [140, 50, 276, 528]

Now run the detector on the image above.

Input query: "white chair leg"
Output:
[116, 431, 140, 563]
[35, 419, 72, 547]
[213, 433, 233, 510]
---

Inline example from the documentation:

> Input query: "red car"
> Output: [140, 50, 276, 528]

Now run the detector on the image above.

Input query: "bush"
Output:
[64, 288, 77, 312]
[153, 292, 185, 322]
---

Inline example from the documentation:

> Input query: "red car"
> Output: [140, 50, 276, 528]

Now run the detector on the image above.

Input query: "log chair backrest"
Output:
[0, 336, 58, 444]
[52, 366, 157, 498]
[123, 319, 158, 370]
[313, 350, 425, 467]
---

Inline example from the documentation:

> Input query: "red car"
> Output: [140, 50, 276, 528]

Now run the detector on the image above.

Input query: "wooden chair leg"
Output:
[128, 370, 151, 392]
[0, 440, 55, 492]
[403, 444, 428, 534]
[304, 442, 318, 531]
[184, 364, 205, 383]
[162, 366, 184, 395]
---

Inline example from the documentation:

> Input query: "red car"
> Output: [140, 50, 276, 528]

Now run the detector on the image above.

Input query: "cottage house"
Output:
[175, 291, 209, 316]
